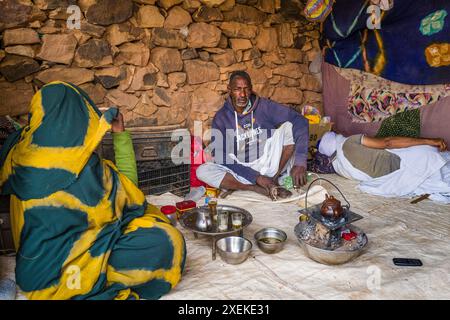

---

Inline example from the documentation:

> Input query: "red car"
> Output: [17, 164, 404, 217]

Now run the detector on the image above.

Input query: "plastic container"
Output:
[175, 200, 197, 219]
[184, 186, 206, 202]
[160, 205, 178, 226]
[206, 187, 219, 198]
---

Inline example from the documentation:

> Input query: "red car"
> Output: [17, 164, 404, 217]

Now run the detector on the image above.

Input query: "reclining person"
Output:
[196, 71, 309, 200]
[0, 81, 186, 300]
[318, 132, 450, 202]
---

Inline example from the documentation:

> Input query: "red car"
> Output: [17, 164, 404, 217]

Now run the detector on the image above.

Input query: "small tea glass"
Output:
[217, 211, 229, 232]
[208, 198, 218, 222]
[231, 212, 243, 230]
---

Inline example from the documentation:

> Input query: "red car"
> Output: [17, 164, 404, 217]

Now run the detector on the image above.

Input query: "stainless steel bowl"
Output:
[254, 228, 287, 254]
[216, 236, 252, 264]
[294, 223, 368, 265]
[296, 238, 367, 265]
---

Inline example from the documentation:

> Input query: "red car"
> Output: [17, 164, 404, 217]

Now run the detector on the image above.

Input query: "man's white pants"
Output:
[196, 122, 295, 188]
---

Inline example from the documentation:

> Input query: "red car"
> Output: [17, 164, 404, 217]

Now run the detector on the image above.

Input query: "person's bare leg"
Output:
[219, 173, 270, 197]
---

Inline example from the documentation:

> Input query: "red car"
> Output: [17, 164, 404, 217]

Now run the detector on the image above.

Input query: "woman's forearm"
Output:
[113, 130, 138, 186]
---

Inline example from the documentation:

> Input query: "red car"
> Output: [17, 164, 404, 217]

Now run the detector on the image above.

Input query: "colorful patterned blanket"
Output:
[323, 0, 450, 85]
[348, 85, 441, 122]
[334, 66, 449, 122]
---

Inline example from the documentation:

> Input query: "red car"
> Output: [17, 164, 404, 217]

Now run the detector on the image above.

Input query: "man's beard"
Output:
[235, 98, 248, 108]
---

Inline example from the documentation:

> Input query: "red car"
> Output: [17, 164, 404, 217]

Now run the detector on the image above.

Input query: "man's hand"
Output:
[111, 111, 125, 133]
[430, 138, 447, 152]
[290, 165, 307, 188]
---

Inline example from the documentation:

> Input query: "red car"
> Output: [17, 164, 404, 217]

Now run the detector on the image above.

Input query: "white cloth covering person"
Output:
[319, 132, 450, 203]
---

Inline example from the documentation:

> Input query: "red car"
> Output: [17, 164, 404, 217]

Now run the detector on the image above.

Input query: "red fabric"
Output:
[190, 135, 207, 187]
[342, 231, 357, 241]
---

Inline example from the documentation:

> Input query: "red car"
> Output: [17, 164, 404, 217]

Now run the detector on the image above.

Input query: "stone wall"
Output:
[0, 0, 323, 131]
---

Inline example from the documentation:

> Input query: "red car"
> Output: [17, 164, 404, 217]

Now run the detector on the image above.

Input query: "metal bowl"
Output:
[216, 236, 252, 265]
[294, 223, 368, 265]
[254, 227, 287, 254]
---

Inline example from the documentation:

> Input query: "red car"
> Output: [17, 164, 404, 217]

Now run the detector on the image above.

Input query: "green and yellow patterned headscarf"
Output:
[0, 81, 118, 199]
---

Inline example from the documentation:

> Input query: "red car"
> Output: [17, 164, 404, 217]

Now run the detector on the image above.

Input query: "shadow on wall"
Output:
[279, 0, 306, 20]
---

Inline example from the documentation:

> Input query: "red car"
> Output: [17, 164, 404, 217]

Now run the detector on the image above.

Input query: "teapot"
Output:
[196, 208, 212, 231]
[320, 194, 344, 220]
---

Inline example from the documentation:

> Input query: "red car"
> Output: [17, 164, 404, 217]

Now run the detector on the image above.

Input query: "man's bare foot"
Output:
[277, 187, 292, 199]
[248, 184, 292, 201]
[272, 175, 281, 186]
[250, 185, 271, 198]
[271, 186, 292, 200]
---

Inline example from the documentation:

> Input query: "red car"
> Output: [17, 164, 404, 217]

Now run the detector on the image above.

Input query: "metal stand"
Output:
[300, 177, 364, 250]
[212, 236, 217, 260]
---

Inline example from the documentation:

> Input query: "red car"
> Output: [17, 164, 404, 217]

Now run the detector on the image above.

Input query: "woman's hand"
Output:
[111, 112, 125, 133]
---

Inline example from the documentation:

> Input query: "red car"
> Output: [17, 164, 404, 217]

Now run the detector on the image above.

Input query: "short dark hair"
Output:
[229, 70, 252, 87]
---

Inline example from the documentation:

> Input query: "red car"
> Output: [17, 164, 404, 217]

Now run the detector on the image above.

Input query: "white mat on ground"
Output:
[221, 184, 327, 206]
[1, 174, 449, 299]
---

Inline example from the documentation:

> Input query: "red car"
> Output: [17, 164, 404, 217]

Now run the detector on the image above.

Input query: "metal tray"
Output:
[179, 205, 253, 260]
[299, 203, 363, 231]
[179, 205, 253, 236]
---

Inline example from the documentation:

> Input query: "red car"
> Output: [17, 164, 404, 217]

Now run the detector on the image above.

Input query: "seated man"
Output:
[196, 71, 309, 200]
[0, 81, 186, 300]
[318, 131, 450, 202]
